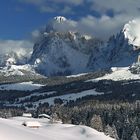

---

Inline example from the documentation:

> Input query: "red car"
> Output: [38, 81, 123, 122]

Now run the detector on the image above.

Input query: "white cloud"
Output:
[89, 0, 140, 16]
[17, 0, 140, 40]
[47, 15, 132, 40]
[0, 40, 33, 57]
[19, 0, 83, 6]
[52, 0, 83, 5]
[19, 0, 45, 5]
[17, 0, 83, 14]
[76, 15, 133, 40]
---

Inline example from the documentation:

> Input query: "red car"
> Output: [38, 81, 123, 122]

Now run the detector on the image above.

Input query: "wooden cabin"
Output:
[22, 121, 41, 128]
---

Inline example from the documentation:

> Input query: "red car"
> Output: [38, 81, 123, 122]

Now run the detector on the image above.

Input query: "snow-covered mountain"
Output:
[123, 19, 140, 48]
[30, 16, 103, 76]
[107, 20, 140, 67]
[30, 16, 140, 77]
[1, 17, 140, 78]
[89, 19, 140, 70]
[0, 51, 29, 67]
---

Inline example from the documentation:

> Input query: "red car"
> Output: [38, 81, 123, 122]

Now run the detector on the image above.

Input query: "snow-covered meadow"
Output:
[0, 117, 114, 140]
[0, 82, 43, 91]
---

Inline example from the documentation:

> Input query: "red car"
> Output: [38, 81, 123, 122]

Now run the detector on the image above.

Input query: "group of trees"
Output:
[0, 98, 139, 140]
[36, 100, 140, 140]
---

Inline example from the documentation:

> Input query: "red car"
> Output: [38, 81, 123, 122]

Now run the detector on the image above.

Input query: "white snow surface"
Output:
[0, 64, 36, 76]
[0, 117, 114, 140]
[54, 16, 67, 23]
[31, 89, 104, 106]
[123, 19, 140, 47]
[66, 73, 88, 78]
[95, 67, 140, 81]
[0, 82, 43, 91]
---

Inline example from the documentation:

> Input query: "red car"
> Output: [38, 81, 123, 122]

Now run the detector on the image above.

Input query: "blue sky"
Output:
[0, 0, 140, 53]
[0, 0, 57, 40]
[1, 0, 140, 40]
[0, 0, 94, 40]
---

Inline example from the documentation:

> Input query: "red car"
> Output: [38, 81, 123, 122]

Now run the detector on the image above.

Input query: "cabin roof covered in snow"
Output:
[39, 114, 51, 118]
[22, 113, 32, 117]
[23, 121, 41, 127]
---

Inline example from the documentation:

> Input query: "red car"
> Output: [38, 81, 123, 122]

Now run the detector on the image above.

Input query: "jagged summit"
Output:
[53, 16, 67, 23]
[123, 19, 140, 49]
[46, 16, 69, 33]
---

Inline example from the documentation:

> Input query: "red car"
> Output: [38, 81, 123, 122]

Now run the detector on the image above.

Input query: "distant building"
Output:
[22, 113, 32, 118]
[22, 121, 41, 128]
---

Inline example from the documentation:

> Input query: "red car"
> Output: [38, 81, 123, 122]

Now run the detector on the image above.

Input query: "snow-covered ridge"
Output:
[123, 19, 140, 48]
[0, 82, 43, 91]
[94, 67, 140, 81]
[0, 64, 35, 76]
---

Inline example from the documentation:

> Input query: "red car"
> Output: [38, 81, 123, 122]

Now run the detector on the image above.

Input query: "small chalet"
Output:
[22, 113, 32, 118]
[22, 121, 41, 128]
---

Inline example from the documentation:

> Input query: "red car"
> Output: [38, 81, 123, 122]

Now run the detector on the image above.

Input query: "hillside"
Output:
[0, 117, 114, 140]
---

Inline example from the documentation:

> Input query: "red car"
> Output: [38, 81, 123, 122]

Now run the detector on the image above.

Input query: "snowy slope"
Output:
[0, 64, 33, 76]
[0, 117, 114, 140]
[0, 50, 31, 67]
[123, 19, 140, 48]
[18, 89, 104, 106]
[0, 82, 43, 91]
[94, 67, 140, 81]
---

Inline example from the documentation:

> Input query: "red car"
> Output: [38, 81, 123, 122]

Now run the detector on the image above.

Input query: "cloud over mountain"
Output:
[17, 0, 140, 40]
[0, 40, 33, 57]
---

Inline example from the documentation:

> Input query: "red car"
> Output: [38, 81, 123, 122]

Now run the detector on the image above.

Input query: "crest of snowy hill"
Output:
[30, 16, 103, 76]
[0, 117, 114, 140]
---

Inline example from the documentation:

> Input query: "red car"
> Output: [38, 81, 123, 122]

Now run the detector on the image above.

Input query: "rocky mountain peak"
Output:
[122, 19, 140, 50]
